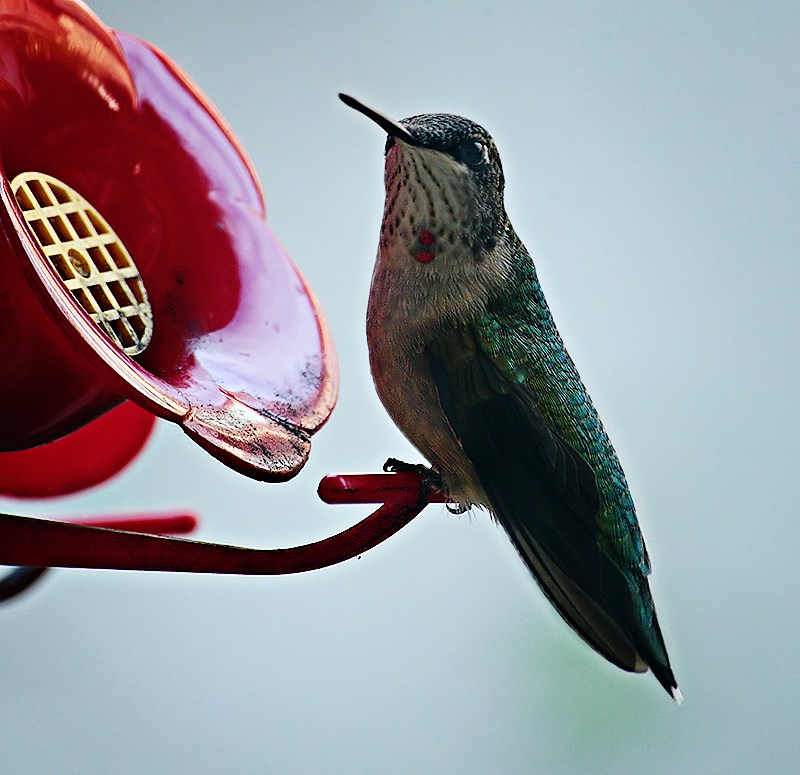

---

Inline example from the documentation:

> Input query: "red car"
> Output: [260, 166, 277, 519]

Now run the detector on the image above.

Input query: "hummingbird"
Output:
[340, 93, 680, 702]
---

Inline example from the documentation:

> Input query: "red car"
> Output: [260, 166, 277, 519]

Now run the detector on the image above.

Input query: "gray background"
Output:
[3, 1, 799, 772]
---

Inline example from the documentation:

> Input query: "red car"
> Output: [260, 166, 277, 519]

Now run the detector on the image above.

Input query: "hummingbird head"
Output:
[340, 94, 507, 260]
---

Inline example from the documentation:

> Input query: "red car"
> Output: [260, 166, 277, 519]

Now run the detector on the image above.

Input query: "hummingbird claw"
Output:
[383, 457, 444, 508]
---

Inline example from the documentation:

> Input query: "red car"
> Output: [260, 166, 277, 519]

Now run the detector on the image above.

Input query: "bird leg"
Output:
[383, 457, 445, 508]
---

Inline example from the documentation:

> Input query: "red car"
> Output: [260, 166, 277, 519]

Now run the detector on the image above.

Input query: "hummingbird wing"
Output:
[427, 326, 677, 696]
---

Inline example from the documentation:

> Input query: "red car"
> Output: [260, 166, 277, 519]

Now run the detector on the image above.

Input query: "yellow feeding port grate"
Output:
[11, 171, 153, 356]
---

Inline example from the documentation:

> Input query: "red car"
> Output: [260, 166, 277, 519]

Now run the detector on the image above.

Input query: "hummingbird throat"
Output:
[382, 146, 476, 268]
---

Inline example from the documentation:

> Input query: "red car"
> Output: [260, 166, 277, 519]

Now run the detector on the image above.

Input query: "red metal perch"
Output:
[0, 472, 443, 578]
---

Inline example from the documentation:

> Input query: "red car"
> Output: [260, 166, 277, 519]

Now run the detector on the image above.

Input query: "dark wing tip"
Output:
[647, 655, 682, 702]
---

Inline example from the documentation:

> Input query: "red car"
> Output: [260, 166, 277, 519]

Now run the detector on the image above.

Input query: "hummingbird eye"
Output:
[455, 139, 488, 168]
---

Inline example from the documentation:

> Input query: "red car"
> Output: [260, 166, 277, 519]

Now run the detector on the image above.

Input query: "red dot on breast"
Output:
[415, 251, 435, 263]
[419, 229, 435, 245]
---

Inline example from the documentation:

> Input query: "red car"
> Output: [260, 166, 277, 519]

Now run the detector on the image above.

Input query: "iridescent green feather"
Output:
[455, 235, 671, 664]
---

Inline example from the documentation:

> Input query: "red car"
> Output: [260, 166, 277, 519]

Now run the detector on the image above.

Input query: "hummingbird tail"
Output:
[498, 505, 680, 700]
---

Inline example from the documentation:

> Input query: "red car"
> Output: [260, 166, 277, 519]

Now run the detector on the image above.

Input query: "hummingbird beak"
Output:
[339, 93, 421, 146]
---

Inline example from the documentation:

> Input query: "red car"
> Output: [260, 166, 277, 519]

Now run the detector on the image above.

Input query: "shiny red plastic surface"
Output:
[0, 402, 155, 498]
[0, 0, 337, 480]
[318, 472, 446, 504]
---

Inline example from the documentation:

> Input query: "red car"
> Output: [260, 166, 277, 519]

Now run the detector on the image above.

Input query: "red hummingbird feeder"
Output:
[0, 0, 434, 600]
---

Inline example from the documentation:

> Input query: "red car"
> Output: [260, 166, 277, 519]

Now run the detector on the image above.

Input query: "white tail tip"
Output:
[671, 686, 684, 705]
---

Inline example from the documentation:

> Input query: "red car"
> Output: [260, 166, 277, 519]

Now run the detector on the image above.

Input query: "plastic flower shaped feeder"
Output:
[0, 0, 337, 479]
[0, 0, 435, 594]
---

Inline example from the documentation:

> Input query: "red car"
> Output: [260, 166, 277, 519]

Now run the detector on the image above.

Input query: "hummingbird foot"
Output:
[383, 457, 444, 508]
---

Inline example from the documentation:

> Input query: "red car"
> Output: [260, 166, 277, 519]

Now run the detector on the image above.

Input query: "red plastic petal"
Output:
[0, 402, 155, 498]
[0, 1, 337, 481]
[74, 513, 198, 535]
